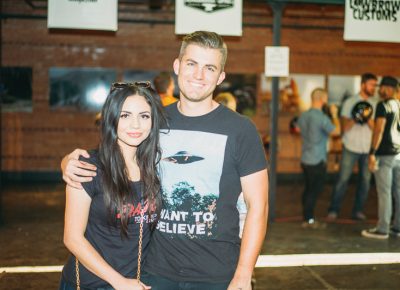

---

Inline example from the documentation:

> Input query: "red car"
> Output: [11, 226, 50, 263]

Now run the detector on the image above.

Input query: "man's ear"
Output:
[173, 58, 180, 76]
[217, 71, 226, 86]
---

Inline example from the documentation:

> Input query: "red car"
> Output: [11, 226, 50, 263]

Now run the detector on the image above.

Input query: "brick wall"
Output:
[1, 2, 400, 175]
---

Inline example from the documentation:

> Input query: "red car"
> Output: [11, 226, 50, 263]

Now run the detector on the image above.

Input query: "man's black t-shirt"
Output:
[62, 151, 154, 289]
[143, 103, 268, 282]
[375, 99, 400, 155]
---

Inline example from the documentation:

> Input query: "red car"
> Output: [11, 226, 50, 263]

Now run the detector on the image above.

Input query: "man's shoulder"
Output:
[219, 107, 257, 132]
[301, 108, 323, 118]
[300, 109, 328, 125]
[367, 96, 379, 106]
[343, 94, 361, 106]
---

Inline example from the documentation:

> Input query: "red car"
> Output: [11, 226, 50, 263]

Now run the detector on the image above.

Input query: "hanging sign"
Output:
[344, 0, 400, 43]
[175, 0, 242, 36]
[48, 0, 118, 31]
[265, 46, 290, 77]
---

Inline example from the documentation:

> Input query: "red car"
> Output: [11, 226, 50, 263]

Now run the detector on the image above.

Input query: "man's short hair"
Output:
[153, 72, 172, 94]
[361, 73, 377, 84]
[311, 88, 327, 102]
[179, 31, 228, 70]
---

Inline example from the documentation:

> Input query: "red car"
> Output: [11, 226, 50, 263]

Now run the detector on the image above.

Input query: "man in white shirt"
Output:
[327, 73, 378, 221]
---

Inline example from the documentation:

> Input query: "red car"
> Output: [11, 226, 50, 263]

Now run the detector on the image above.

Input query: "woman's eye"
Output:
[141, 114, 151, 119]
[120, 113, 129, 119]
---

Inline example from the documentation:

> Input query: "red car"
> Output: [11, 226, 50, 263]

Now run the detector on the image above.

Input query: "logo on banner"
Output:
[349, 0, 400, 22]
[184, 0, 234, 13]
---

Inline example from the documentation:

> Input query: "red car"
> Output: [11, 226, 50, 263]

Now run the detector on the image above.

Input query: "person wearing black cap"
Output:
[362, 76, 400, 239]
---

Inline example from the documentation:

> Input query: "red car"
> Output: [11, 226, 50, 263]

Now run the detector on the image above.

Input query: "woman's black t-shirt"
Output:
[62, 151, 154, 289]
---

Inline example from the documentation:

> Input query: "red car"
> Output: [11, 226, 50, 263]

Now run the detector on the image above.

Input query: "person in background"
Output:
[298, 88, 340, 228]
[327, 73, 378, 221]
[362, 76, 400, 239]
[153, 71, 178, 106]
[214, 92, 237, 111]
[59, 82, 167, 290]
[61, 31, 268, 290]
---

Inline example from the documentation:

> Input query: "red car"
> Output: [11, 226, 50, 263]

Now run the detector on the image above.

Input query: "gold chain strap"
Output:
[75, 204, 145, 289]
[75, 257, 80, 290]
[136, 207, 145, 281]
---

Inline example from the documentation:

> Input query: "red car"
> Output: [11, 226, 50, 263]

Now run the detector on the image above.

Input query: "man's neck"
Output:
[359, 91, 369, 99]
[311, 103, 322, 110]
[177, 98, 218, 117]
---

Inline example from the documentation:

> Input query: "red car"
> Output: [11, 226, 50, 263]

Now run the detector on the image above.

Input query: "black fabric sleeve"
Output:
[375, 102, 386, 119]
[79, 151, 100, 199]
[235, 118, 268, 177]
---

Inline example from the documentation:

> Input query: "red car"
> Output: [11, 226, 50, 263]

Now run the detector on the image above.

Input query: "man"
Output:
[327, 73, 378, 221]
[298, 88, 340, 228]
[61, 31, 269, 290]
[153, 71, 178, 106]
[362, 76, 400, 239]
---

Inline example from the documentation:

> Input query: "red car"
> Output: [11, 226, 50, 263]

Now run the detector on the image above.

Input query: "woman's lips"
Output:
[127, 132, 142, 138]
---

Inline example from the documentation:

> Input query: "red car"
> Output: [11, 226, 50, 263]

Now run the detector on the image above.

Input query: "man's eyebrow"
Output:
[185, 58, 198, 64]
[186, 58, 218, 70]
[205, 64, 218, 70]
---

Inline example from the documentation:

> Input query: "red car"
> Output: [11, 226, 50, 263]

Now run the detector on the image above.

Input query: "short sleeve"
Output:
[321, 114, 335, 135]
[340, 98, 353, 119]
[375, 102, 386, 119]
[79, 151, 101, 199]
[235, 118, 268, 177]
[297, 114, 306, 132]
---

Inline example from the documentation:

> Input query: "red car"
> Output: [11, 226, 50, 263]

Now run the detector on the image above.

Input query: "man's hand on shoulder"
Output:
[61, 149, 97, 189]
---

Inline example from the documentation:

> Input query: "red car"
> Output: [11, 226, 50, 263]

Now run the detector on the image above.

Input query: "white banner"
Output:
[48, 0, 117, 31]
[344, 0, 400, 43]
[265, 46, 289, 77]
[175, 0, 242, 36]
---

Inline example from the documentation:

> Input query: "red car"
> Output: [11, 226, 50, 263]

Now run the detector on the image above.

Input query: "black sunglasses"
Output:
[110, 81, 151, 92]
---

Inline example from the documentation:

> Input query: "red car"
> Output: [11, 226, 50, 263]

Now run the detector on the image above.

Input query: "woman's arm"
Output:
[63, 185, 150, 290]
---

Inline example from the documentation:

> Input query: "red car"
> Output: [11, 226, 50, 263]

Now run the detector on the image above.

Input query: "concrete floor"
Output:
[0, 181, 399, 289]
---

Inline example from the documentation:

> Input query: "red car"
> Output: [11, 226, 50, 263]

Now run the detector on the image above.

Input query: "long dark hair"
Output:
[98, 82, 167, 236]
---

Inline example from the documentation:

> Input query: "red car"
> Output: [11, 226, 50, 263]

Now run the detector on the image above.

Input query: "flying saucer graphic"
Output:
[163, 151, 204, 164]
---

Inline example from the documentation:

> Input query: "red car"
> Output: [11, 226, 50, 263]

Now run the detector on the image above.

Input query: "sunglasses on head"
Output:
[110, 81, 151, 92]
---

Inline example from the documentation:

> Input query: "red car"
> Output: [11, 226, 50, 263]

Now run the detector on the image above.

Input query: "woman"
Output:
[59, 82, 167, 290]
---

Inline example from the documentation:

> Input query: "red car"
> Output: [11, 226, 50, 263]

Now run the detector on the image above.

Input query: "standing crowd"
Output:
[298, 73, 400, 240]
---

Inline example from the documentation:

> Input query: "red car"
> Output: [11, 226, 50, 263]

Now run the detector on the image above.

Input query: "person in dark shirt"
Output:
[362, 76, 400, 239]
[59, 82, 166, 289]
